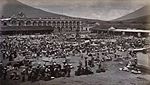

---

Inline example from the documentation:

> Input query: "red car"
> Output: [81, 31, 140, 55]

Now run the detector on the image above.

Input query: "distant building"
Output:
[90, 26, 150, 37]
[0, 13, 83, 35]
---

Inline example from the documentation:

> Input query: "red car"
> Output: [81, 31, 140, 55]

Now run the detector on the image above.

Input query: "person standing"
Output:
[66, 63, 71, 77]
[2, 67, 7, 80]
[85, 57, 88, 67]
[21, 69, 26, 82]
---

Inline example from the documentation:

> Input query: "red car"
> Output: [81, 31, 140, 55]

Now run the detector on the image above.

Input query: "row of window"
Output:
[2, 20, 82, 26]
[11, 20, 81, 24]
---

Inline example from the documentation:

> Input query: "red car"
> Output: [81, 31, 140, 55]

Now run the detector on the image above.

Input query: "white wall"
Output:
[137, 52, 150, 68]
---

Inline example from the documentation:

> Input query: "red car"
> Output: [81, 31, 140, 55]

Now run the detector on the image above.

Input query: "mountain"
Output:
[109, 5, 150, 30]
[119, 15, 150, 23]
[1, 0, 69, 18]
[102, 15, 150, 30]
[113, 6, 150, 21]
[0, 0, 106, 24]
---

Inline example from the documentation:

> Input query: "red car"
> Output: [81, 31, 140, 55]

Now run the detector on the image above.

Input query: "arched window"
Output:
[26, 21, 31, 26]
[69, 21, 72, 24]
[57, 27, 61, 32]
[65, 21, 68, 25]
[69, 21, 72, 26]
[70, 26, 72, 31]
[73, 21, 76, 24]
[57, 21, 60, 25]
[2, 21, 7, 26]
[61, 21, 64, 26]
[77, 21, 80, 25]
[33, 21, 37, 26]
[18, 20, 24, 26]
[38, 21, 42, 26]
[48, 21, 51, 26]
[11, 20, 17, 26]
[52, 21, 56, 26]
[43, 21, 47, 26]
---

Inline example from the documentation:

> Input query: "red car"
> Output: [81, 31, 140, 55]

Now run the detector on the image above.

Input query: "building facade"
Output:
[0, 13, 83, 35]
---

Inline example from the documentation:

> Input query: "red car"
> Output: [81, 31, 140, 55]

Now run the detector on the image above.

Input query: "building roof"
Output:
[91, 26, 150, 33]
[113, 29, 150, 33]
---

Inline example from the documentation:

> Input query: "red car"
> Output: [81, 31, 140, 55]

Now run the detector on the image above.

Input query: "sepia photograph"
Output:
[0, 0, 150, 85]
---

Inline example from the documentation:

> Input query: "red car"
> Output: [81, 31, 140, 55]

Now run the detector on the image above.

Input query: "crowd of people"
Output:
[0, 33, 147, 82]
[0, 59, 72, 81]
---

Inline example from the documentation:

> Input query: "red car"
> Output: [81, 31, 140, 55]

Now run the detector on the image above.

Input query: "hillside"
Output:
[1, 0, 69, 18]
[113, 6, 150, 21]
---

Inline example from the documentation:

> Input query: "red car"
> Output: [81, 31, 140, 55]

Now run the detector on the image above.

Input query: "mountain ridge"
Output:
[1, 0, 69, 18]
[113, 6, 150, 21]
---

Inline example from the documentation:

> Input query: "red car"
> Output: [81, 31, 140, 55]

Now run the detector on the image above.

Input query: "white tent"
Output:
[109, 26, 116, 30]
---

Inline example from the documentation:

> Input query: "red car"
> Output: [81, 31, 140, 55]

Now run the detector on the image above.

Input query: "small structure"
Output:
[137, 52, 150, 72]
[136, 48, 150, 73]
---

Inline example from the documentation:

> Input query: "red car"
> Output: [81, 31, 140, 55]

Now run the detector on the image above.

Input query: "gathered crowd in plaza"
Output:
[0, 33, 147, 82]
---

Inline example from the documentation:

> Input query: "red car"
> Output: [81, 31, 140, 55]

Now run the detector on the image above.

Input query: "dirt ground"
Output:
[1, 55, 150, 85]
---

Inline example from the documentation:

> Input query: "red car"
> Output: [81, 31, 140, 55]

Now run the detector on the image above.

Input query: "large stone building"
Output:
[0, 13, 83, 35]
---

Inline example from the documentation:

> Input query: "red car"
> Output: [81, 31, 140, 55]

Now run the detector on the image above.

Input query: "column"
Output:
[138, 32, 141, 37]
[31, 21, 34, 26]
[41, 21, 44, 26]
[46, 21, 49, 26]
[16, 21, 19, 26]
[24, 21, 26, 26]
[122, 32, 125, 35]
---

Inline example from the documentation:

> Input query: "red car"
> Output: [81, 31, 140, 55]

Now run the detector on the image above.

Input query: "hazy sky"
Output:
[18, 0, 148, 20]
